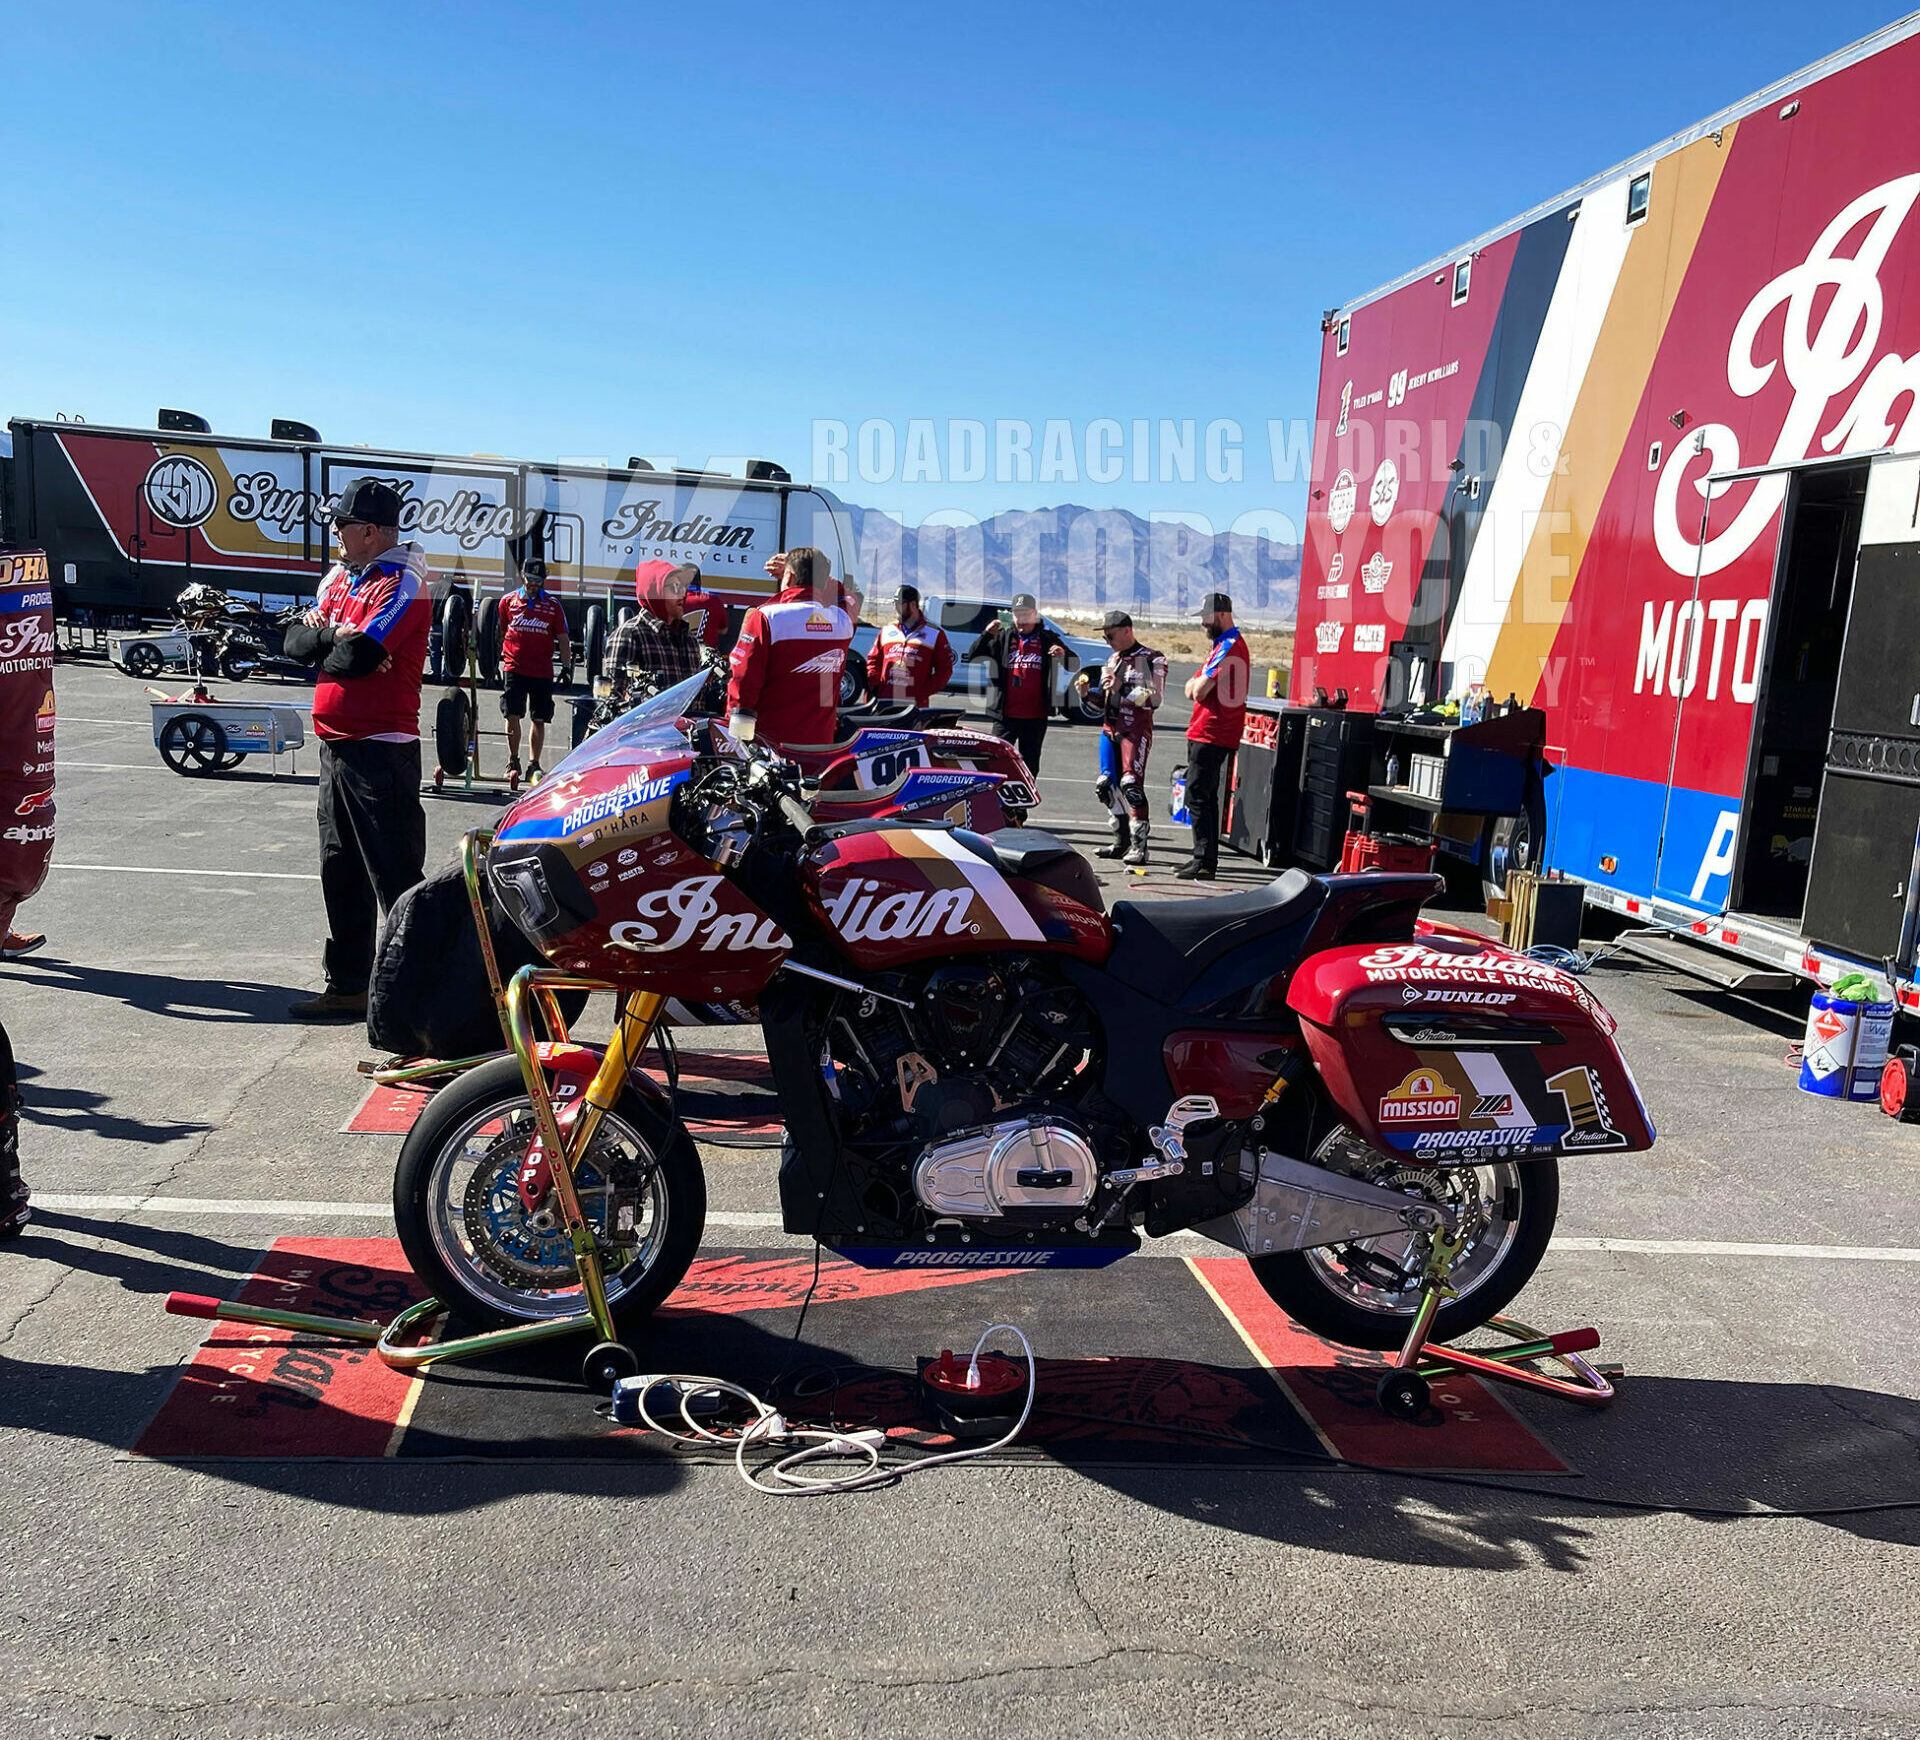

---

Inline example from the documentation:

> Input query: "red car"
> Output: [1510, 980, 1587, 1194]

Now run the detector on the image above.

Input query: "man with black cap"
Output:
[1079, 611, 1167, 865]
[1178, 591, 1250, 881]
[281, 478, 433, 1021]
[866, 584, 954, 708]
[976, 591, 1065, 774]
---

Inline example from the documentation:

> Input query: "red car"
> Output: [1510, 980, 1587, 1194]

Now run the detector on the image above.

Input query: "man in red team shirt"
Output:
[866, 584, 954, 707]
[726, 547, 853, 753]
[497, 561, 572, 787]
[1179, 591, 1251, 881]
[281, 478, 433, 1020]
[977, 592, 1065, 775]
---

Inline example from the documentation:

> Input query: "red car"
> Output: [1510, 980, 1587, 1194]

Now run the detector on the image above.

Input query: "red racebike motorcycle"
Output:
[392, 672, 1653, 1395]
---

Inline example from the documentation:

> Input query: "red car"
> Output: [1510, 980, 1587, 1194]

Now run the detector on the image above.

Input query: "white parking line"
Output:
[27, 1195, 1920, 1262]
[54, 863, 320, 881]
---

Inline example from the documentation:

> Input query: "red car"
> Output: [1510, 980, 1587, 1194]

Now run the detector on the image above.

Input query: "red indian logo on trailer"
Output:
[1379, 1069, 1462, 1124]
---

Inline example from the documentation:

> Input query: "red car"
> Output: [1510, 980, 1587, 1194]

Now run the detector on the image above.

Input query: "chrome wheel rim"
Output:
[423, 1094, 669, 1321]
[1303, 1161, 1524, 1318]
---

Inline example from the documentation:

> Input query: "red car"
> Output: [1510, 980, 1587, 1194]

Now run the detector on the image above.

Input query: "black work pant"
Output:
[994, 715, 1049, 776]
[1184, 740, 1233, 870]
[318, 738, 427, 994]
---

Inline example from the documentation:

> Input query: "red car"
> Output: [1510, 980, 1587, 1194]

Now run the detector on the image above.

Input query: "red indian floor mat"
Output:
[136, 1240, 1572, 1472]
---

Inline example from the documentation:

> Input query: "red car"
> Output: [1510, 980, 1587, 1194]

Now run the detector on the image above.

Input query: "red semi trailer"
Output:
[1295, 13, 1920, 1006]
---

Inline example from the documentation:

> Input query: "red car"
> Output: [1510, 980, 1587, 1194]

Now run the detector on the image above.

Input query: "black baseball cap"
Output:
[1010, 592, 1038, 612]
[1199, 591, 1233, 615]
[331, 477, 404, 527]
[1101, 609, 1132, 630]
[894, 583, 920, 604]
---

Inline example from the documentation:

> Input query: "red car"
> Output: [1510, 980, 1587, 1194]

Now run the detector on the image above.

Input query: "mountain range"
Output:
[838, 502, 1299, 626]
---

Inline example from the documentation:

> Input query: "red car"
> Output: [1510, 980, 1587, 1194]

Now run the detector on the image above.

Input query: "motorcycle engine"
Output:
[826, 957, 1106, 1222]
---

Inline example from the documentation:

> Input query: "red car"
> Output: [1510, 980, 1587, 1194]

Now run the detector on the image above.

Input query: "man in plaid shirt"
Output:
[608, 560, 712, 699]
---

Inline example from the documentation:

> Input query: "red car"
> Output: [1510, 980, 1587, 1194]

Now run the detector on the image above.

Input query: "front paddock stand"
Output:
[1375, 1224, 1619, 1419]
[165, 1291, 641, 1394]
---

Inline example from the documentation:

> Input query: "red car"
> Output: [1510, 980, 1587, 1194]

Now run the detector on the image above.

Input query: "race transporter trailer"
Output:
[0, 417, 864, 680]
[1291, 12, 1920, 1009]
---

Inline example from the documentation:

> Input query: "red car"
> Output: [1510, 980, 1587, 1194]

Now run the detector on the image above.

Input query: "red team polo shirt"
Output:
[498, 588, 569, 677]
[1187, 625, 1251, 748]
[311, 545, 433, 741]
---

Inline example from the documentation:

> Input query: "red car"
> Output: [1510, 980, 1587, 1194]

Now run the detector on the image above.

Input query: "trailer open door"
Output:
[1800, 451, 1920, 973]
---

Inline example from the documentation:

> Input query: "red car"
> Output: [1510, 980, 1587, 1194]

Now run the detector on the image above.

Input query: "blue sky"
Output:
[0, 1, 1907, 543]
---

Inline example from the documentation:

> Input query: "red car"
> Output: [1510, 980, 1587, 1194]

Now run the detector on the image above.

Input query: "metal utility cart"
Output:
[149, 694, 308, 776]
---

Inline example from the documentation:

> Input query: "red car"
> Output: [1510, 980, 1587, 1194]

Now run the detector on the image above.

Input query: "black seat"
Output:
[1106, 871, 1328, 1008]
[972, 827, 1077, 878]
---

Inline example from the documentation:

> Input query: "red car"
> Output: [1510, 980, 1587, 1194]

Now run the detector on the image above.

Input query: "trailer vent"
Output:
[157, 408, 211, 434]
[271, 419, 321, 443]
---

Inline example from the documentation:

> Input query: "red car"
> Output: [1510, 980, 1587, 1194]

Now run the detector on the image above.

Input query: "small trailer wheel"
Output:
[1375, 1368, 1430, 1421]
[158, 712, 231, 776]
[582, 1339, 640, 1394]
[125, 643, 164, 679]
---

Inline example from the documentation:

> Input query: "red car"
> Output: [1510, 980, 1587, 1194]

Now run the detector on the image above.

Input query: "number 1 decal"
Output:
[1545, 1066, 1629, 1151]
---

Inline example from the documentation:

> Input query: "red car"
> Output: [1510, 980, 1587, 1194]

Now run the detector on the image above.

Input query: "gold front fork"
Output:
[504, 967, 666, 1344]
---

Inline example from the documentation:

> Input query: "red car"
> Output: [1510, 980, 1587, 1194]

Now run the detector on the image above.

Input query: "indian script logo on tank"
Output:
[608, 875, 790, 954]
[1654, 173, 1920, 578]
[823, 877, 975, 943]
[1361, 941, 1614, 1032]
[559, 768, 684, 835]
[1327, 469, 1358, 535]
[1379, 1068, 1462, 1124]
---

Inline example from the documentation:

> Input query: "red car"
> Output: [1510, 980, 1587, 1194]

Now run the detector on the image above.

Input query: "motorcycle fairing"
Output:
[1286, 931, 1654, 1160]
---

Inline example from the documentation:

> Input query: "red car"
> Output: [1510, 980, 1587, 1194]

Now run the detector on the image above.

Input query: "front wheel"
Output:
[1249, 1157, 1558, 1350]
[392, 1055, 706, 1332]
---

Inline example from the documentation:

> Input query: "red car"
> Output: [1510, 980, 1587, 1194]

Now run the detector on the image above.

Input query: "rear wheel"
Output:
[1481, 787, 1545, 906]
[1250, 1155, 1559, 1350]
[393, 1055, 706, 1333]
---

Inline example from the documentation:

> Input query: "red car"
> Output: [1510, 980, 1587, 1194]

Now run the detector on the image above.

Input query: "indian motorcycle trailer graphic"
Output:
[1295, 13, 1920, 1009]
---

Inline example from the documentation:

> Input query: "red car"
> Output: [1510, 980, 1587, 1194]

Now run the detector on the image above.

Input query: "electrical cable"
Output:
[615, 1324, 1037, 1496]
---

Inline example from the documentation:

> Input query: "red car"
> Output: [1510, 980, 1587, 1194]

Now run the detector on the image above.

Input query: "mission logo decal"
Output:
[1378, 1068, 1462, 1125]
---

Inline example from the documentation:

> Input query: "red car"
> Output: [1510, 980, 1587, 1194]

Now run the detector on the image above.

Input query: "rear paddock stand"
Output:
[1374, 1226, 1619, 1419]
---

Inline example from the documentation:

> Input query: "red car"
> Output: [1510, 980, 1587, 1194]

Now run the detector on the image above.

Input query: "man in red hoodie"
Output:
[726, 547, 852, 752]
[282, 478, 433, 1020]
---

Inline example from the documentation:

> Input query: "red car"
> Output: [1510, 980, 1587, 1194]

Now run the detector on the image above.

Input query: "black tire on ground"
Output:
[475, 596, 501, 685]
[1249, 1159, 1560, 1350]
[583, 603, 607, 687]
[391, 1054, 707, 1334]
[219, 650, 256, 683]
[440, 593, 471, 679]
[1481, 785, 1547, 907]
[838, 656, 867, 707]
[125, 643, 164, 679]
[158, 712, 230, 776]
[434, 688, 472, 778]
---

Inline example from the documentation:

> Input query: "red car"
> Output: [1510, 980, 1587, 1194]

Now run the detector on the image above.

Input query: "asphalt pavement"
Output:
[1, 657, 1917, 1740]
